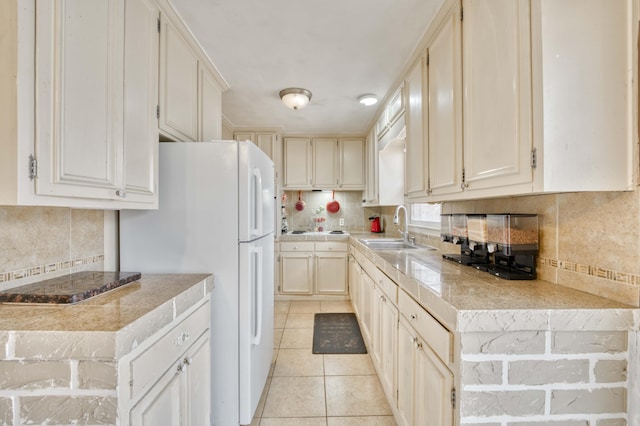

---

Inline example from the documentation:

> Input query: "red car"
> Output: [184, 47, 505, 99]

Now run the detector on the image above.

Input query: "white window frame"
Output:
[408, 203, 441, 235]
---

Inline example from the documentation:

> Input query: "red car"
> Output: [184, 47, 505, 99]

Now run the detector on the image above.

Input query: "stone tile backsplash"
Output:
[435, 190, 640, 307]
[0, 206, 104, 290]
[3, 187, 640, 308]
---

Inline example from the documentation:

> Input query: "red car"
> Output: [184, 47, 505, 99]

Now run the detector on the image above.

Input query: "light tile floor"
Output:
[250, 300, 397, 426]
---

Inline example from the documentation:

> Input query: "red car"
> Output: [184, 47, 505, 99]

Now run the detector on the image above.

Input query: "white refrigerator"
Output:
[119, 141, 275, 426]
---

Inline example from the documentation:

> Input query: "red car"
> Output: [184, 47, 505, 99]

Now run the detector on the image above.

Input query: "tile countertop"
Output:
[279, 231, 351, 242]
[349, 237, 640, 333]
[0, 274, 213, 359]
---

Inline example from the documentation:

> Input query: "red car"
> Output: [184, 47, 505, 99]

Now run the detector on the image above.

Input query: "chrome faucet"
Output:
[393, 205, 410, 243]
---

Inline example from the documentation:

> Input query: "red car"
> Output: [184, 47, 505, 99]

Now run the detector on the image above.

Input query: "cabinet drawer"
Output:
[315, 242, 347, 252]
[375, 272, 397, 305]
[130, 301, 210, 399]
[399, 290, 451, 364]
[280, 242, 315, 252]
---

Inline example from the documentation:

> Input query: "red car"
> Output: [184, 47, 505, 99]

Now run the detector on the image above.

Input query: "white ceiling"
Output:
[169, 0, 445, 135]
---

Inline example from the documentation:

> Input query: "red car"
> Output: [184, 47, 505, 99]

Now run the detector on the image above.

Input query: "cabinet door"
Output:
[405, 56, 428, 199]
[414, 339, 454, 426]
[315, 252, 348, 295]
[397, 317, 415, 426]
[371, 286, 384, 368]
[199, 65, 222, 141]
[462, 0, 532, 191]
[122, 0, 158, 204]
[35, 0, 122, 199]
[130, 358, 184, 426]
[185, 334, 211, 426]
[159, 15, 198, 141]
[280, 252, 313, 294]
[359, 272, 374, 344]
[427, 4, 463, 197]
[283, 138, 312, 189]
[363, 129, 379, 205]
[379, 296, 398, 399]
[339, 138, 365, 189]
[348, 256, 360, 316]
[386, 86, 405, 127]
[312, 138, 338, 189]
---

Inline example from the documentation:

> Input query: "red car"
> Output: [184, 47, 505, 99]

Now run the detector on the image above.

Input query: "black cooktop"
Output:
[0, 271, 141, 304]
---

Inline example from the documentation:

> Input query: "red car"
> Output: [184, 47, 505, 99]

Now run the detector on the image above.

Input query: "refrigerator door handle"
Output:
[252, 168, 264, 238]
[252, 245, 263, 346]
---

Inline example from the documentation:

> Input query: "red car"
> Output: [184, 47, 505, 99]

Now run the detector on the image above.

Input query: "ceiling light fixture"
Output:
[279, 88, 312, 110]
[358, 94, 378, 106]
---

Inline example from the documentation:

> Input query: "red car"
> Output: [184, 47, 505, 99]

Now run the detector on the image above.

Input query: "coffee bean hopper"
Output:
[486, 214, 539, 280]
[442, 214, 489, 266]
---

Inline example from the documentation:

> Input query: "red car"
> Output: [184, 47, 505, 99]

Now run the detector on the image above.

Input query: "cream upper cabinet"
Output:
[4, 0, 159, 209]
[338, 138, 365, 189]
[123, 0, 160, 204]
[159, 14, 199, 142]
[284, 137, 364, 190]
[199, 64, 222, 141]
[34, 0, 122, 201]
[376, 85, 405, 139]
[235, 131, 282, 182]
[362, 128, 379, 205]
[156, 0, 227, 144]
[427, 2, 463, 197]
[283, 138, 313, 189]
[462, 0, 532, 193]
[404, 56, 428, 200]
[312, 138, 339, 189]
[404, 0, 635, 203]
[530, 0, 634, 193]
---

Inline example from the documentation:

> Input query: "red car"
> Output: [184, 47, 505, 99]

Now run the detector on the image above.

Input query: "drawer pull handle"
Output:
[410, 314, 417, 320]
[183, 357, 193, 366]
[177, 364, 184, 373]
[174, 331, 191, 346]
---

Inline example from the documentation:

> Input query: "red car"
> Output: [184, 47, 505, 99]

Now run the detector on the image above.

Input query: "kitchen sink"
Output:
[359, 238, 434, 250]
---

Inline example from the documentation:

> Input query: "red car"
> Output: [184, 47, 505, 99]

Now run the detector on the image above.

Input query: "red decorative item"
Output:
[326, 191, 340, 214]
[295, 191, 305, 211]
[370, 217, 382, 233]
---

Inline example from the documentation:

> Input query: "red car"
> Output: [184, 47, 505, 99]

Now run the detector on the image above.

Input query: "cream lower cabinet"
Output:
[315, 242, 348, 295]
[122, 299, 211, 426]
[280, 250, 314, 295]
[397, 288, 454, 426]
[397, 314, 453, 426]
[371, 280, 398, 400]
[348, 254, 361, 317]
[279, 241, 348, 295]
[358, 270, 374, 344]
[130, 333, 210, 425]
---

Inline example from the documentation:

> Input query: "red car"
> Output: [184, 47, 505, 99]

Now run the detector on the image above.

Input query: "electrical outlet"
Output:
[339, 218, 344, 226]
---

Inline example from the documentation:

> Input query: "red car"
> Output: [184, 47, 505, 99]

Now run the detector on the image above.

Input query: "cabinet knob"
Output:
[410, 314, 417, 320]
[183, 357, 193, 366]
[116, 189, 126, 198]
[177, 364, 184, 373]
